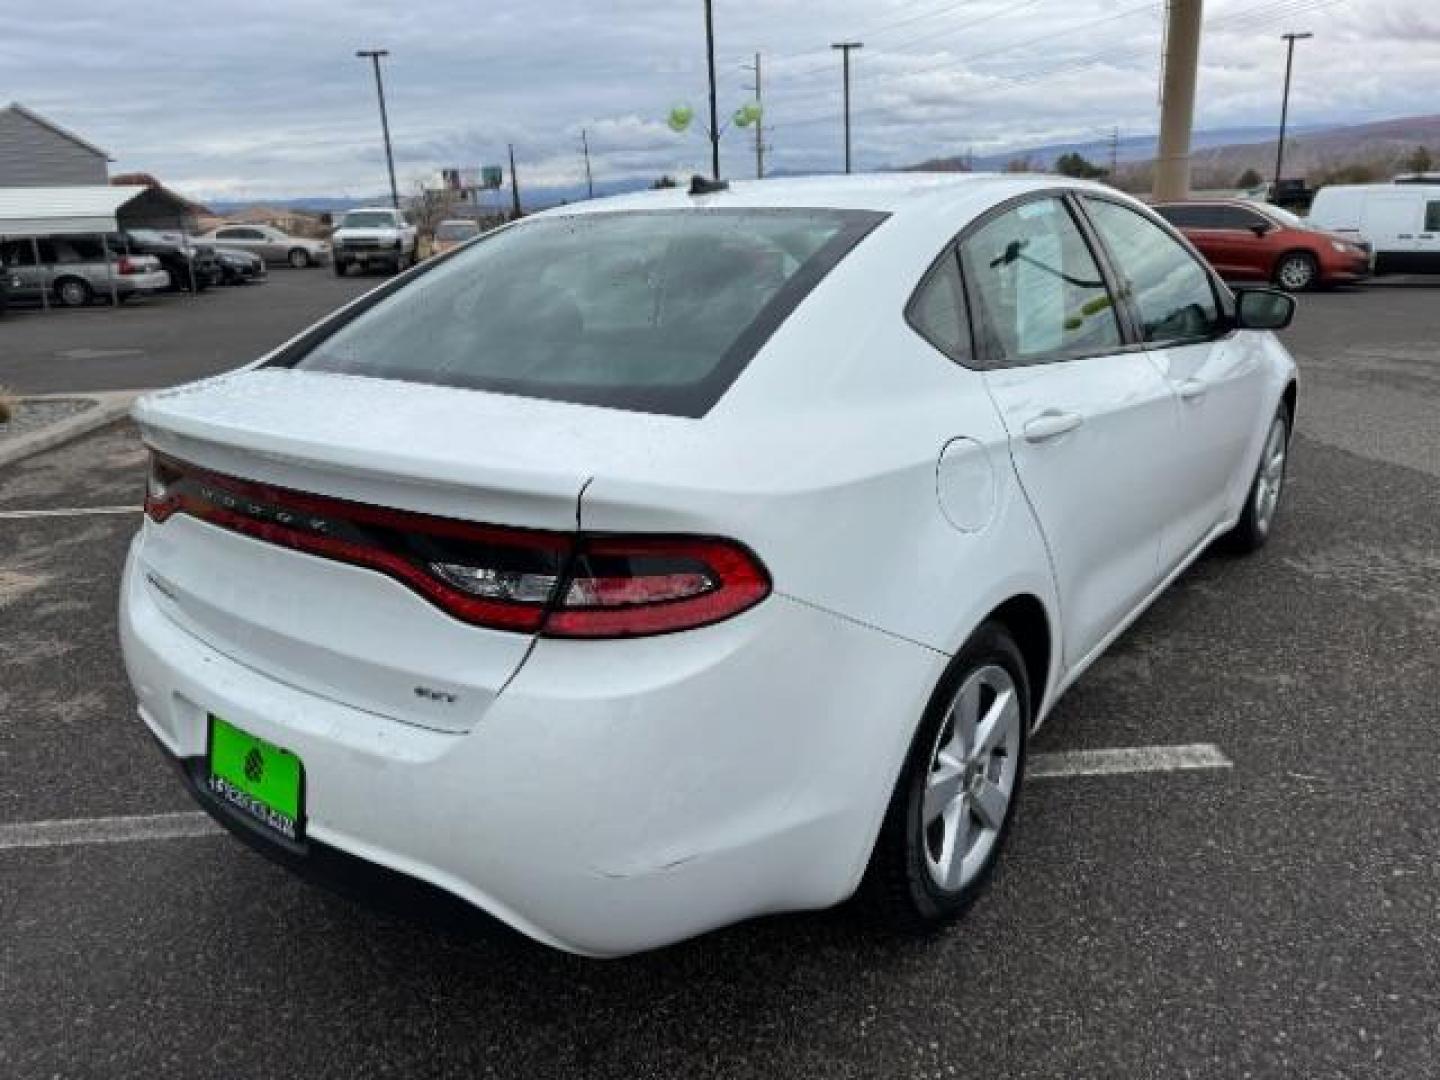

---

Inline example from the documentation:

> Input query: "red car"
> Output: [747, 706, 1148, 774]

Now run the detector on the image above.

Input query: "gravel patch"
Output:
[0, 398, 95, 442]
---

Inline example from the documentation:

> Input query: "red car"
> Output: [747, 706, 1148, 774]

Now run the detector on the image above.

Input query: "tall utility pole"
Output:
[1274, 32, 1314, 186]
[508, 143, 522, 219]
[581, 128, 594, 198]
[704, 0, 720, 180]
[831, 41, 863, 174]
[356, 49, 400, 210]
[741, 51, 765, 179]
[1108, 127, 1120, 178]
[1153, 0, 1202, 201]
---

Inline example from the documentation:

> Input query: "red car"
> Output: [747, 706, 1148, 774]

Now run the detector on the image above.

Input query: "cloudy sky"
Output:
[3, 0, 1437, 202]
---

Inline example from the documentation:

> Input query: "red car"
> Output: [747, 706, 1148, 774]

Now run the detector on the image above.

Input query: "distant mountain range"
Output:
[907, 123, 1329, 173]
[907, 114, 1440, 178]
[206, 113, 1440, 216]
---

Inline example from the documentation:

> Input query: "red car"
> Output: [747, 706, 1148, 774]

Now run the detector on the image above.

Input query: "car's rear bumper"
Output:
[125, 270, 172, 293]
[119, 535, 943, 956]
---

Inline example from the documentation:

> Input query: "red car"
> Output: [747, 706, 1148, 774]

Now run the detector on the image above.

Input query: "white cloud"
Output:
[2, 0, 1434, 201]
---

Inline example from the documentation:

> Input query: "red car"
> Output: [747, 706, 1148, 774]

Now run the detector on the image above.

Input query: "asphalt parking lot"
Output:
[0, 267, 374, 395]
[2, 275, 1438, 1078]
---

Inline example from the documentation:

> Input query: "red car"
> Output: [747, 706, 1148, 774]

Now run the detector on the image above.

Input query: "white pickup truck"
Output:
[331, 207, 418, 276]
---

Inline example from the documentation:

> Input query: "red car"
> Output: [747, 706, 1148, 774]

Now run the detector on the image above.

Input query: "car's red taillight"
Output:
[116, 256, 135, 275]
[545, 535, 770, 638]
[144, 452, 769, 638]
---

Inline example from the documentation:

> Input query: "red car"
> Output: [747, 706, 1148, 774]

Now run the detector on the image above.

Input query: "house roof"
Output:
[2, 102, 113, 161]
[111, 173, 211, 216]
[0, 185, 148, 236]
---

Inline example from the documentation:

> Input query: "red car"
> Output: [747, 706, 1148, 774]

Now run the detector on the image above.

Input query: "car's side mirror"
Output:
[1234, 288, 1295, 331]
[1250, 223, 1270, 237]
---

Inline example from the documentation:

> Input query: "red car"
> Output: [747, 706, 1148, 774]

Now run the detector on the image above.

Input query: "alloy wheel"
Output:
[1253, 416, 1288, 535]
[1277, 256, 1315, 291]
[921, 664, 1022, 893]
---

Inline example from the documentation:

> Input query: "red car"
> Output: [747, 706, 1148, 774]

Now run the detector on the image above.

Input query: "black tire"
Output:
[55, 277, 92, 308]
[1222, 404, 1291, 554]
[332, 259, 347, 277]
[288, 248, 310, 269]
[860, 621, 1030, 931]
[1274, 251, 1318, 292]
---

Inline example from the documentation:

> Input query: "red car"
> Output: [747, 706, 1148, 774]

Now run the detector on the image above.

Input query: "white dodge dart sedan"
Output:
[121, 174, 1298, 956]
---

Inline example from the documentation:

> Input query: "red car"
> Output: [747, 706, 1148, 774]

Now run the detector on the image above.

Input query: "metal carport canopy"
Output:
[0, 185, 148, 237]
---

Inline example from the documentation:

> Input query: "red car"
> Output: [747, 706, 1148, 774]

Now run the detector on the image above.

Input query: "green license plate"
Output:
[207, 715, 304, 841]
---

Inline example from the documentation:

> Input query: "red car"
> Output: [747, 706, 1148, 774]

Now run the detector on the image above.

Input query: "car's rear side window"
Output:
[282, 208, 886, 417]
[907, 251, 971, 363]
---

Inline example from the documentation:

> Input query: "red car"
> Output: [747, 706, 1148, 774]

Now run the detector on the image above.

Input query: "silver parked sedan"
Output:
[194, 225, 329, 268]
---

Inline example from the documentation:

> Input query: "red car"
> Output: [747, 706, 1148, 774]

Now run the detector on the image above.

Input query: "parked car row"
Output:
[1153, 182, 1440, 291]
[0, 229, 265, 312]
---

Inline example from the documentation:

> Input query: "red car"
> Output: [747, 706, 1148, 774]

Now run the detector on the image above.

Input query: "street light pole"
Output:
[1274, 32, 1313, 189]
[831, 41, 863, 174]
[356, 49, 400, 210]
[704, 0, 720, 180]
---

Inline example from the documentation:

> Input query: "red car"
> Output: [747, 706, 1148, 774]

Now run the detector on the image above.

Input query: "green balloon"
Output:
[667, 105, 694, 133]
[733, 102, 762, 128]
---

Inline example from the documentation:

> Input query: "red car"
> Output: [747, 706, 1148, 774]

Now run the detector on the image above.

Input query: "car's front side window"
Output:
[1426, 201, 1440, 232]
[959, 197, 1122, 366]
[1083, 198, 1220, 346]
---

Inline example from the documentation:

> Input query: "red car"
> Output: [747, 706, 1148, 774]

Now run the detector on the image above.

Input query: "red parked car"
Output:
[1153, 199, 1371, 291]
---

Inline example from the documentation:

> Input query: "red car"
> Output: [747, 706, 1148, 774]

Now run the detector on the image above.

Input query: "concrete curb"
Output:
[0, 390, 147, 470]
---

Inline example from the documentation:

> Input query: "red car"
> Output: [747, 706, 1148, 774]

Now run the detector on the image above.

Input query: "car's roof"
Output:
[542, 172, 1112, 221]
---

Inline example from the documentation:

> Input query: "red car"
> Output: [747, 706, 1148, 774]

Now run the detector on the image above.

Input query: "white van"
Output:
[1309, 184, 1440, 274]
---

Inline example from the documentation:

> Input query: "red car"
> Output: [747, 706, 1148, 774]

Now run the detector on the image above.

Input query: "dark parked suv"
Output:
[117, 229, 220, 293]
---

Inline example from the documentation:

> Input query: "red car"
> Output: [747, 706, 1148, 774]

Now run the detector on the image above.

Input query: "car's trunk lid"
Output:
[132, 369, 608, 733]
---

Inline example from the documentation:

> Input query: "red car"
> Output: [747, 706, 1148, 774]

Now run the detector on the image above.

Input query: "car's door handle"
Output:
[1178, 378, 1209, 402]
[1023, 410, 1084, 443]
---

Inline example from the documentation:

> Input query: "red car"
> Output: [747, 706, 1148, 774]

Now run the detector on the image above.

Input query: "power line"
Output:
[772, 0, 1341, 121]
[779, 0, 1162, 108]
[772, 0, 1033, 82]
[773, 0, 1347, 134]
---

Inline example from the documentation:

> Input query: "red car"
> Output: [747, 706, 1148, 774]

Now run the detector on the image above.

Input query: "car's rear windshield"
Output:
[435, 221, 480, 241]
[340, 211, 398, 228]
[280, 207, 886, 416]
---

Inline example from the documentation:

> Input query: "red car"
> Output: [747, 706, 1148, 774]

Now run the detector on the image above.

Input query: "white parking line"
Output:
[1028, 743, 1232, 779]
[0, 743, 1233, 851]
[0, 506, 142, 520]
[0, 811, 219, 850]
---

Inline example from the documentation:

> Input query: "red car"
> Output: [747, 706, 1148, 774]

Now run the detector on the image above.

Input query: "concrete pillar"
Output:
[1154, 0, 1204, 201]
